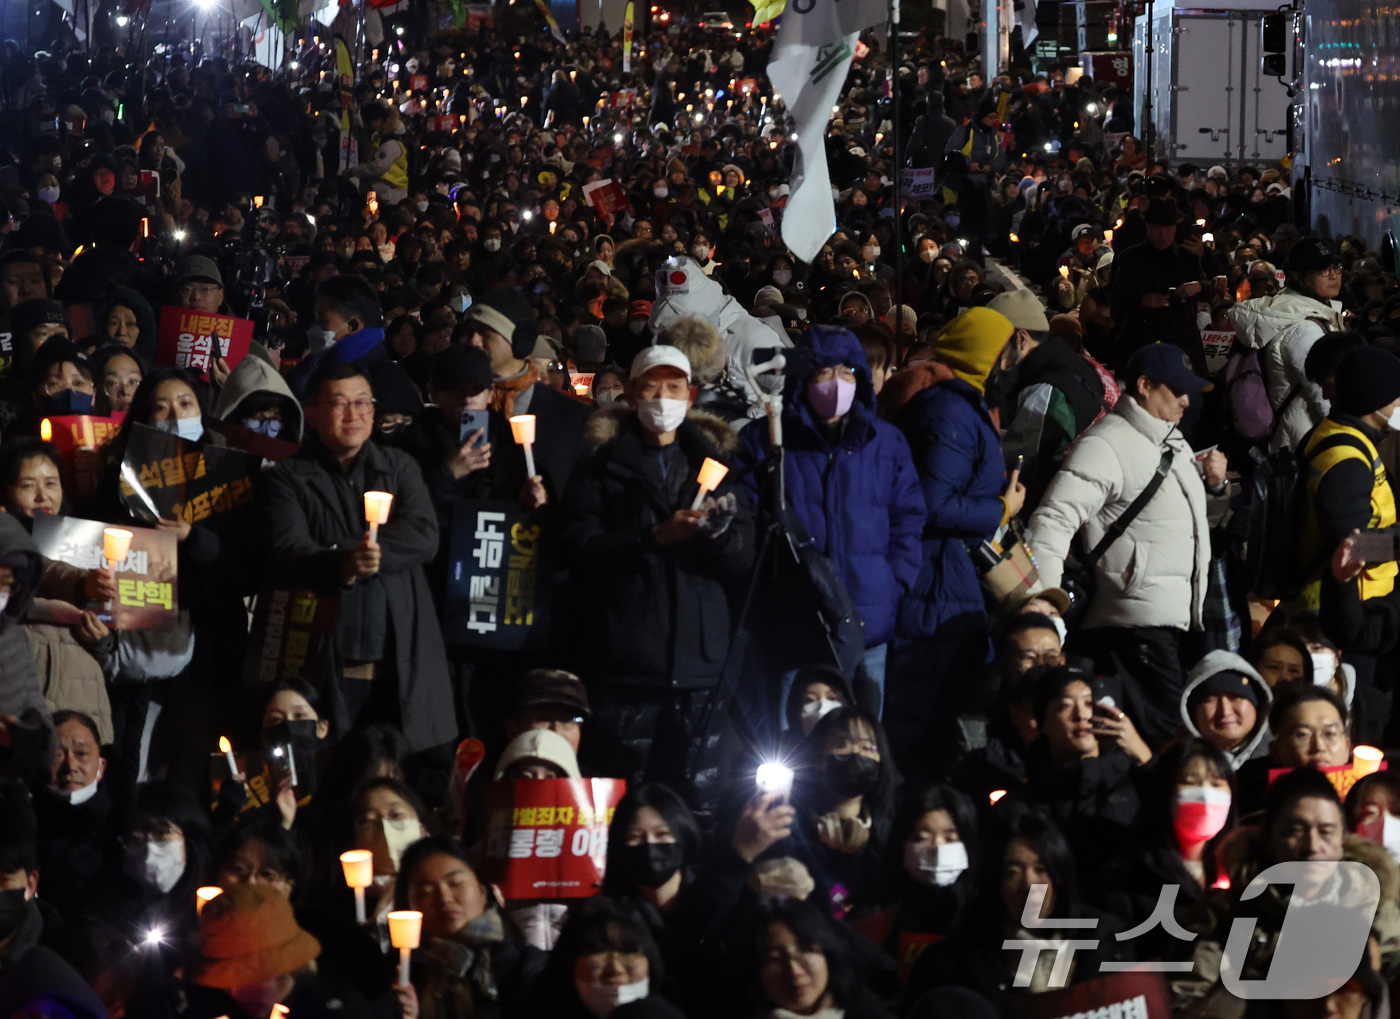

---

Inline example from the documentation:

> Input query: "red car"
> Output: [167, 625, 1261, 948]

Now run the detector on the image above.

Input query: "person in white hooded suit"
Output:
[648, 255, 790, 424]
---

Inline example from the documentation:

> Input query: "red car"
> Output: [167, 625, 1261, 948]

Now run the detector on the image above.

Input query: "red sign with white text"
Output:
[156, 306, 254, 381]
[484, 778, 626, 900]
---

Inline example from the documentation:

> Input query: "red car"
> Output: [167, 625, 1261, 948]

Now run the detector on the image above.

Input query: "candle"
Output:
[40, 418, 51, 442]
[573, 382, 589, 397]
[1104, 228, 1114, 243]
[254, 195, 264, 208]
[388, 910, 423, 986]
[340, 850, 374, 924]
[1355, 745, 1384, 776]
[691, 457, 729, 509]
[364, 491, 393, 543]
[196, 886, 222, 915]
[103, 527, 133, 567]
[989, 789, 1008, 805]
[509, 415, 537, 477]
[1058, 265, 1070, 279]
[219, 736, 240, 779]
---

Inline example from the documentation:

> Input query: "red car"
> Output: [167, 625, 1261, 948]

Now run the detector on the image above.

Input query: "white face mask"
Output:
[0, 590, 9, 615]
[653, 185, 668, 198]
[416, 200, 429, 212]
[483, 238, 503, 253]
[37, 186, 60, 204]
[800, 698, 843, 736]
[634, 397, 688, 434]
[382, 818, 424, 871]
[67, 771, 102, 806]
[1051, 616, 1068, 644]
[863, 246, 881, 261]
[306, 325, 337, 354]
[692, 245, 710, 261]
[1311, 650, 1339, 686]
[905, 840, 969, 887]
[451, 293, 472, 314]
[154, 416, 205, 443]
[576, 977, 649, 1018]
[772, 269, 793, 287]
[1387, 406, 1400, 433]
[101, 109, 115, 125]
[124, 839, 185, 894]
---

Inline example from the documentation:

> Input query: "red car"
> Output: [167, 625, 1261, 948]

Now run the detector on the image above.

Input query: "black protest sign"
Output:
[118, 423, 260, 526]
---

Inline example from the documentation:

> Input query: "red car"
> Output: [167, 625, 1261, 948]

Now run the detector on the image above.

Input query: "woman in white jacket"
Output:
[1229, 237, 1346, 451]
[1027, 343, 1229, 745]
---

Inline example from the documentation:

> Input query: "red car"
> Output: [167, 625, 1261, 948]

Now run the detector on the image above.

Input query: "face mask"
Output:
[825, 752, 880, 799]
[1311, 651, 1339, 686]
[42, 389, 94, 415]
[306, 326, 337, 354]
[0, 889, 30, 940]
[67, 773, 101, 806]
[1173, 785, 1232, 844]
[692, 246, 710, 261]
[124, 839, 185, 894]
[919, 249, 936, 264]
[772, 269, 793, 287]
[576, 978, 649, 1018]
[451, 293, 472, 314]
[101, 109, 115, 125]
[800, 698, 843, 736]
[37, 186, 60, 204]
[244, 417, 283, 438]
[595, 390, 621, 406]
[622, 842, 684, 888]
[0, 591, 8, 615]
[1051, 615, 1068, 644]
[808, 377, 857, 419]
[863, 246, 881, 261]
[154, 416, 204, 442]
[905, 840, 970, 886]
[653, 185, 668, 198]
[264, 718, 321, 749]
[416, 200, 429, 212]
[483, 238, 502, 253]
[383, 818, 424, 871]
[634, 397, 689, 434]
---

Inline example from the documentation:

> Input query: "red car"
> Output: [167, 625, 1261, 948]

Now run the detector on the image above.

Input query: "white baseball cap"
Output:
[587, 259, 612, 277]
[630, 344, 692, 381]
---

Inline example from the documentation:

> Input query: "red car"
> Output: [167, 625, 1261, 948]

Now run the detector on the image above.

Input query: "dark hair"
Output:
[0, 779, 37, 874]
[305, 360, 371, 404]
[350, 776, 429, 828]
[783, 663, 854, 734]
[1140, 740, 1237, 886]
[51, 709, 101, 746]
[1306, 330, 1367, 385]
[126, 781, 213, 901]
[1344, 770, 1400, 830]
[316, 274, 383, 330]
[1269, 683, 1350, 735]
[0, 438, 63, 493]
[394, 836, 486, 911]
[802, 706, 899, 822]
[318, 723, 411, 817]
[258, 678, 326, 727]
[886, 785, 980, 894]
[536, 897, 667, 1011]
[997, 612, 1061, 655]
[747, 900, 859, 1011]
[602, 784, 701, 896]
[988, 804, 1081, 921]
[215, 820, 303, 900]
[1263, 766, 1344, 854]
[1028, 664, 1095, 723]
[106, 365, 206, 469]
[1250, 629, 1315, 685]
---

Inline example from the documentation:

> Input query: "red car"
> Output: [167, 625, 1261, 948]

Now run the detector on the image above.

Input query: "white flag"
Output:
[770, 0, 887, 263]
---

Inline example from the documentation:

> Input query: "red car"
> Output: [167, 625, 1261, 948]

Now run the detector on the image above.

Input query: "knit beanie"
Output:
[1333, 345, 1400, 417]
[932, 308, 1014, 392]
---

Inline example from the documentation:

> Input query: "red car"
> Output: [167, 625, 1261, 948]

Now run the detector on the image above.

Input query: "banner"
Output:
[118, 423, 261, 527]
[581, 179, 632, 219]
[533, 0, 566, 43]
[44, 413, 124, 499]
[622, 1, 633, 72]
[769, 0, 885, 262]
[1200, 330, 1235, 378]
[484, 778, 626, 899]
[1010, 971, 1171, 1019]
[243, 586, 342, 688]
[1269, 761, 1387, 800]
[32, 514, 179, 631]
[155, 306, 254, 381]
[443, 499, 549, 650]
[0, 330, 13, 379]
[336, 37, 358, 172]
[901, 167, 940, 198]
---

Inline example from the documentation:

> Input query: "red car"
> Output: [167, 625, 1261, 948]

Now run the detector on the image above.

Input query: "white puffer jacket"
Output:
[1229, 289, 1345, 451]
[1027, 396, 1215, 631]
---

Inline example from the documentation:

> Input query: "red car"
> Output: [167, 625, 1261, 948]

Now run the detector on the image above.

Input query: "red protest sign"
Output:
[156, 306, 254, 381]
[44, 413, 125, 497]
[581, 179, 631, 219]
[410, 74, 428, 91]
[1269, 761, 1387, 800]
[1010, 970, 1172, 1019]
[66, 303, 97, 344]
[484, 778, 626, 899]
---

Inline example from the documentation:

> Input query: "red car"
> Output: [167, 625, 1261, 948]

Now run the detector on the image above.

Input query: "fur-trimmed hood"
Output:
[878, 361, 955, 419]
[1218, 825, 1400, 910]
[583, 403, 738, 455]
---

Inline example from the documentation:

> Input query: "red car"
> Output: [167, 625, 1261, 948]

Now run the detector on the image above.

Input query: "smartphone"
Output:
[1352, 530, 1400, 564]
[459, 409, 490, 448]
[266, 742, 298, 788]
[1013, 454, 1024, 474]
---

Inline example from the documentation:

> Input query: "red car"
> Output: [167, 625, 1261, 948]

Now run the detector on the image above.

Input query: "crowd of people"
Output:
[1, 10, 1399, 1019]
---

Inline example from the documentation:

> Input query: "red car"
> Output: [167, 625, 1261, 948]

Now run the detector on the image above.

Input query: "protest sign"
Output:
[902, 167, 940, 198]
[118, 423, 261, 526]
[484, 778, 626, 899]
[1269, 760, 1387, 799]
[1010, 970, 1171, 1019]
[0, 330, 12, 379]
[1201, 330, 1235, 377]
[155, 306, 255, 381]
[43, 413, 125, 499]
[31, 514, 178, 630]
[581, 179, 632, 219]
[243, 587, 341, 688]
[65, 303, 96, 344]
[444, 500, 550, 650]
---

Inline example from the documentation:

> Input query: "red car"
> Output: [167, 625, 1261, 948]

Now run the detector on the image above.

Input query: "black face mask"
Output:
[0, 889, 31, 940]
[263, 718, 321, 749]
[622, 841, 684, 889]
[824, 753, 880, 800]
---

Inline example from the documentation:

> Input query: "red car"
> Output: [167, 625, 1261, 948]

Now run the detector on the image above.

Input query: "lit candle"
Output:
[690, 457, 729, 509]
[388, 910, 423, 986]
[254, 195, 264, 208]
[340, 850, 374, 924]
[196, 886, 222, 915]
[1355, 745, 1384, 777]
[103, 527, 132, 570]
[219, 736, 240, 779]
[573, 382, 589, 397]
[1104, 228, 1114, 243]
[40, 418, 51, 442]
[509, 415, 537, 477]
[364, 492, 393, 543]
[989, 789, 1008, 805]
[1058, 265, 1070, 279]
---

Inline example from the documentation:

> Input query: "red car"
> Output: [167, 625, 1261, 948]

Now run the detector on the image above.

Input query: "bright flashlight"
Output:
[756, 762, 794, 797]
[143, 927, 165, 947]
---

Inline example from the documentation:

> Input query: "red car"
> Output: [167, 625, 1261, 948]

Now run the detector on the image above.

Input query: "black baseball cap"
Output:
[1123, 342, 1211, 394]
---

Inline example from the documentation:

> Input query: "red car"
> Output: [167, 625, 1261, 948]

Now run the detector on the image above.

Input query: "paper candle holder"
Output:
[508, 415, 537, 445]
[1354, 745, 1384, 777]
[364, 491, 394, 525]
[103, 527, 133, 564]
[196, 886, 223, 915]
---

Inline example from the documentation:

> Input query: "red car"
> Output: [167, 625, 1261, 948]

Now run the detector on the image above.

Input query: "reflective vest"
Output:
[1302, 418, 1398, 601]
[377, 135, 409, 192]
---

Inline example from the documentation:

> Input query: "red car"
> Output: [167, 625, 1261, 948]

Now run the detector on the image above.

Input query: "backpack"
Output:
[1223, 348, 1275, 443]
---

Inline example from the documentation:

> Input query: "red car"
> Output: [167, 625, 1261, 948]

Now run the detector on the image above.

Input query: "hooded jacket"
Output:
[1178, 649, 1273, 770]
[648, 256, 789, 423]
[1027, 395, 1218, 631]
[734, 327, 925, 646]
[214, 351, 306, 444]
[561, 406, 755, 687]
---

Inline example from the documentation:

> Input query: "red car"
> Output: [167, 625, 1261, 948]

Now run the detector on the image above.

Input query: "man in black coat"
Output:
[1109, 196, 1208, 371]
[561, 345, 754, 797]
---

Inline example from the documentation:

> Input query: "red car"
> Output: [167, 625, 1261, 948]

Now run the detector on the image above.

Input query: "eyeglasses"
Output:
[1285, 725, 1346, 748]
[179, 282, 221, 298]
[1318, 265, 1344, 277]
[812, 365, 857, 383]
[315, 397, 376, 418]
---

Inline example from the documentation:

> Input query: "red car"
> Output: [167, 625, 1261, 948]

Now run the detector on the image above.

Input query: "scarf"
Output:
[424, 909, 506, 1004]
[490, 359, 541, 418]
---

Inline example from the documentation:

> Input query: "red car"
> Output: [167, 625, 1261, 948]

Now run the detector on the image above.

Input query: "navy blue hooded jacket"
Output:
[735, 326, 925, 646]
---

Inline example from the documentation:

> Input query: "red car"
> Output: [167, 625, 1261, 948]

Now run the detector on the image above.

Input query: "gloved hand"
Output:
[697, 492, 738, 538]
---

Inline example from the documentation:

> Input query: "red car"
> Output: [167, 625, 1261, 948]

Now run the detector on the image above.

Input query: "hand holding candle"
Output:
[690, 457, 729, 510]
[509, 415, 537, 478]
[340, 850, 374, 924]
[388, 910, 423, 986]
[219, 736, 241, 781]
[364, 492, 393, 543]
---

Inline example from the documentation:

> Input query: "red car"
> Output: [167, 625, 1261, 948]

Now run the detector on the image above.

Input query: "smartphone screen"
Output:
[1352, 530, 1400, 564]
[459, 409, 490, 448]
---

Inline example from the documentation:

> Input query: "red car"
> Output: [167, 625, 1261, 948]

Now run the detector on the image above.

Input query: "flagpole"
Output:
[889, 0, 904, 328]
